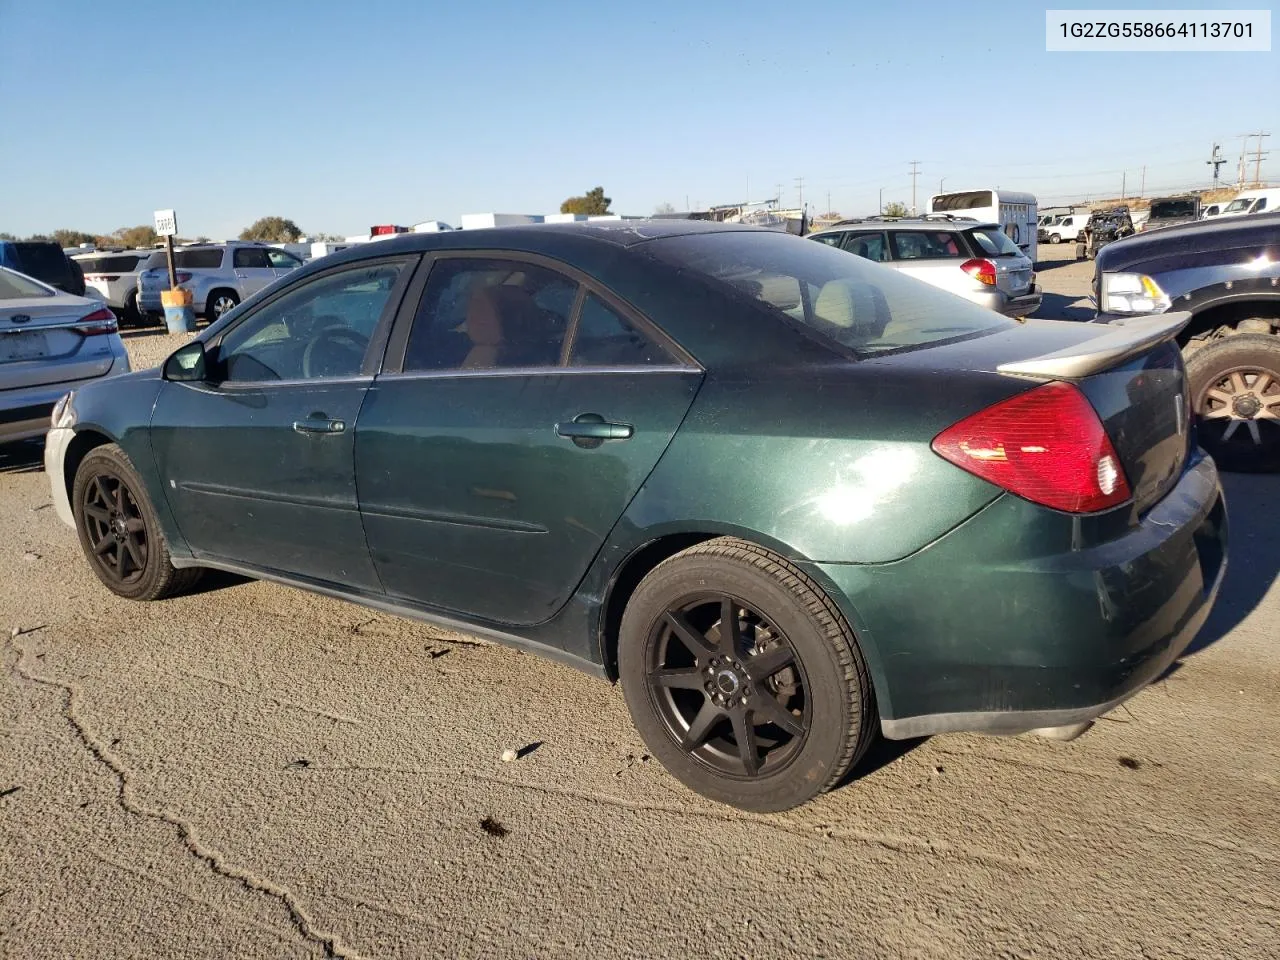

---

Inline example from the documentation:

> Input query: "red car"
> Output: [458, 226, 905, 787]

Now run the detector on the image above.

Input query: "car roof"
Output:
[812, 216, 998, 234]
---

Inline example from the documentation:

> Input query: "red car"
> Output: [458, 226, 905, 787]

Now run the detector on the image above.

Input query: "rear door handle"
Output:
[555, 413, 634, 448]
[293, 417, 346, 435]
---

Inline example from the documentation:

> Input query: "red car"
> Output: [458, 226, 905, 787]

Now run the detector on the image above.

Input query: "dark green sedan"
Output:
[44, 221, 1228, 811]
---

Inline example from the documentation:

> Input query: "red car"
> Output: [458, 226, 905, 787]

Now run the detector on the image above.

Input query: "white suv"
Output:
[72, 249, 154, 324]
[136, 242, 304, 323]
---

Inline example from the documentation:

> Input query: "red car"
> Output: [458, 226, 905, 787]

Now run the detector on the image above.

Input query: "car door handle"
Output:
[555, 413, 633, 447]
[293, 417, 346, 435]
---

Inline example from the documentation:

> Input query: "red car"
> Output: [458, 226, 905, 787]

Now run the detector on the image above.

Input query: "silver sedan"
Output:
[1, 266, 130, 444]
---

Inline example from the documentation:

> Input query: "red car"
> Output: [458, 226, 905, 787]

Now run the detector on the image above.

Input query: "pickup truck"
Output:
[1092, 212, 1280, 471]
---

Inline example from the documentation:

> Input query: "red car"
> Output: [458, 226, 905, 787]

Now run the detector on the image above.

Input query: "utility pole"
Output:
[826, 190, 831, 216]
[1207, 143, 1226, 182]
[879, 187, 883, 214]
[908, 161, 921, 213]
[1238, 135, 1251, 187]
[1249, 132, 1271, 186]
[1121, 171, 1126, 199]
[794, 176, 805, 210]
[939, 177, 945, 194]
[1139, 165, 1146, 196]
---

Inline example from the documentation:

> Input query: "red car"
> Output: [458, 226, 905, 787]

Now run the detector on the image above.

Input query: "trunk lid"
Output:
[0, 298, 116, 389]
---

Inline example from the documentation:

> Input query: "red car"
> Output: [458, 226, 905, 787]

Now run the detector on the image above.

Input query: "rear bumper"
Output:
[970, 285, 1042, 318]
[808, 451, 1227, 739]
[0, 352, 131, 444]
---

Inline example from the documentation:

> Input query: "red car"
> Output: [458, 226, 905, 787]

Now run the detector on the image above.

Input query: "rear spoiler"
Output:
[997, 311, 1191, 379]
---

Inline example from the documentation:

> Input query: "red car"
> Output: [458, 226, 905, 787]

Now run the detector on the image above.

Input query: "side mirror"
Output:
[163, 341, 207, 382]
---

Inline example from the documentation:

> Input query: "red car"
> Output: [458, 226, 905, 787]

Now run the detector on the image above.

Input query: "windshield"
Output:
[646, 230, 1011, 356]
[0, 266, 55, 299]
[968, 227, 1022, 257]
[1149, 199, 1197, 219]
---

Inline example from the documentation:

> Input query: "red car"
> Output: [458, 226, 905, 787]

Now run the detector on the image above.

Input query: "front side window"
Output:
[233, 248, 271, 269]
[216, 259, 409, 382]
[889, 231, 962, 260]
[267, 249, 302, 270]
[646, 230, 1011, 356]
[403, 258, 577, 371]
[1254, 198, 1268, 212]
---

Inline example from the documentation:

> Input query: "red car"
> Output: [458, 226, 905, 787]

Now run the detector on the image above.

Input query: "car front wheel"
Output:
[72, 444, 202, 600]
[619, 537, 876, 812]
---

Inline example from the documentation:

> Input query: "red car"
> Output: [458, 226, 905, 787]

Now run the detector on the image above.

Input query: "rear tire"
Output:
[1186, 333, 1280, 473]
[206, 289, 239, 320]
[72, 444, 203, 600]
[122, 290, 141, 327]
[618, 537, 876, 812]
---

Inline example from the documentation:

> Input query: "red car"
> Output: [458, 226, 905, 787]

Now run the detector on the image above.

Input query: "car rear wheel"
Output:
[72, 444, 203, 600]
[206, 290, 239, 320]
[618, 537, 876, 812]
[1186, 333, 1280, 473]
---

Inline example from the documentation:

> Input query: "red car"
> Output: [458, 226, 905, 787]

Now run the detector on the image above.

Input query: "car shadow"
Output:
[1033, 292, 1094, 322]
[0, 439, 44, 475]
[1032, 255, 1082, 272]
[184, 569, 253, 596]
[1177, 471, 1279, 658]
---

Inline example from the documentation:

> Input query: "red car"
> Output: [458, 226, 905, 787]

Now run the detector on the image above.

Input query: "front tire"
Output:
[72, 444, 202, 600]
[1049, 233, 1061, 244]
[1186, 333, 1280, 473]
[618, 537, 875, 812]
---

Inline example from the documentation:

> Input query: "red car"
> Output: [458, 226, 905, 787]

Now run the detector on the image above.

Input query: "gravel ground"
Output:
[2, 257, 1278, 959]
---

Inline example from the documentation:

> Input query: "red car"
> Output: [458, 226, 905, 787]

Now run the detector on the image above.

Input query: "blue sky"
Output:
[1, 0, 1275, 238]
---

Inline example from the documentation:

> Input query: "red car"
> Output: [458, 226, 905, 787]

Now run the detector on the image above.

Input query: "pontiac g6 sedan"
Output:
[45, 221, 1227, 811]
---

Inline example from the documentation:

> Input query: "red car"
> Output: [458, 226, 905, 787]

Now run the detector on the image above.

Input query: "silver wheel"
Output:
[1200, 368, 1280, 446]
[210, 293, 238, 318]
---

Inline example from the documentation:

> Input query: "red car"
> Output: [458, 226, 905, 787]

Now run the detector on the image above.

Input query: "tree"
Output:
[0, 232, 15, 241]
[560, 187, 612, 216]
[313, 231, 345, 242]
[114, 225, 159, 248]
[882, 201, 909, 217]
[239, 216, 303, 243]
[653, 202, 677, 215]
[52, 229, 97, 249]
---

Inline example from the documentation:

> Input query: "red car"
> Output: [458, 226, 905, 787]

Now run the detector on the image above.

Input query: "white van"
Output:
[1218, 188, 1280, 218]
[1041, 213, 1086, 244]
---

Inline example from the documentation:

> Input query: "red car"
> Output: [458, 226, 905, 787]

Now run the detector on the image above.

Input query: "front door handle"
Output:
[293, 416, 346, 435]
[555, 413, 634, 448]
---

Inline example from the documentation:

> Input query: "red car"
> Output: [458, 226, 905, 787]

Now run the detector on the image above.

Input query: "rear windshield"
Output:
[646, 231, 1011, 356]
[12, 243, 72, 283]
[78, 254, 145, 273]
[931, 191, 993, 212]
[1149, 199, 1197, 219]
[0, 267, 54, 299]
[968, 227, 1022, 257]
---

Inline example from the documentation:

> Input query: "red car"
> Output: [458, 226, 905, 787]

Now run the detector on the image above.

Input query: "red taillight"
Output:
[176, 271, 193, 283]
[931, 381, 1131, 514]
[74, 307, 118, 337]
[960, 258, 997, 286]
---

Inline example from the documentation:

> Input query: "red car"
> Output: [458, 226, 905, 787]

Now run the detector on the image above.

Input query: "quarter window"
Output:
[810, 233, 845, 248]
[216, 259, 410, 382]
[403, 258, 577, 371]
[842, 232, 889, 262]
[570, 294, 672, 367]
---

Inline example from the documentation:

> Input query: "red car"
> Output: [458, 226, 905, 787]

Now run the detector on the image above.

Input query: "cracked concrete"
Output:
[2, 257, 1278, 959]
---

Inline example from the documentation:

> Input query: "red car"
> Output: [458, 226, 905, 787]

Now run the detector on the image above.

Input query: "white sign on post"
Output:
[154, 209, 178, 237]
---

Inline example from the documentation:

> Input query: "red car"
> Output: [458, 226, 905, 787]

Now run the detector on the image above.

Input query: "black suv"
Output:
[0, 239, 86, 295]
[1093, 212, 1280, 471]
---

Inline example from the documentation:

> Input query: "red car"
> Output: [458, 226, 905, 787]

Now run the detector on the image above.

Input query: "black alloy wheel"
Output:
[81, 472, 148, 586]
[647, 595, 809, 778]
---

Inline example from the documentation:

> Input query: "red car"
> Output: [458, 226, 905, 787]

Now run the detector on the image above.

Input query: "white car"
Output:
[73, 249, 154, 324]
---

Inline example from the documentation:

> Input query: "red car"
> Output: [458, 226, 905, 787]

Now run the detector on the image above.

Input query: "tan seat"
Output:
[460, 286, 507, 369]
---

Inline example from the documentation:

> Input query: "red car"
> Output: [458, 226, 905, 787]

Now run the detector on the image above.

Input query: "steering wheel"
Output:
[302, 325, 369, 379]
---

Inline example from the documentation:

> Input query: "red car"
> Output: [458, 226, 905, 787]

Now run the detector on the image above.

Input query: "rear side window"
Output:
[646, 231, 1011, 357]
[889, 231, 962, 260]
[968, 228, 1022, 257]
[233, 248, 271, 268]
[175, 248, 225, 269]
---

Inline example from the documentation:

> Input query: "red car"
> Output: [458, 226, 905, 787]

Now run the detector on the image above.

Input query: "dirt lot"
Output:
[3, 253, 1278, 959]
